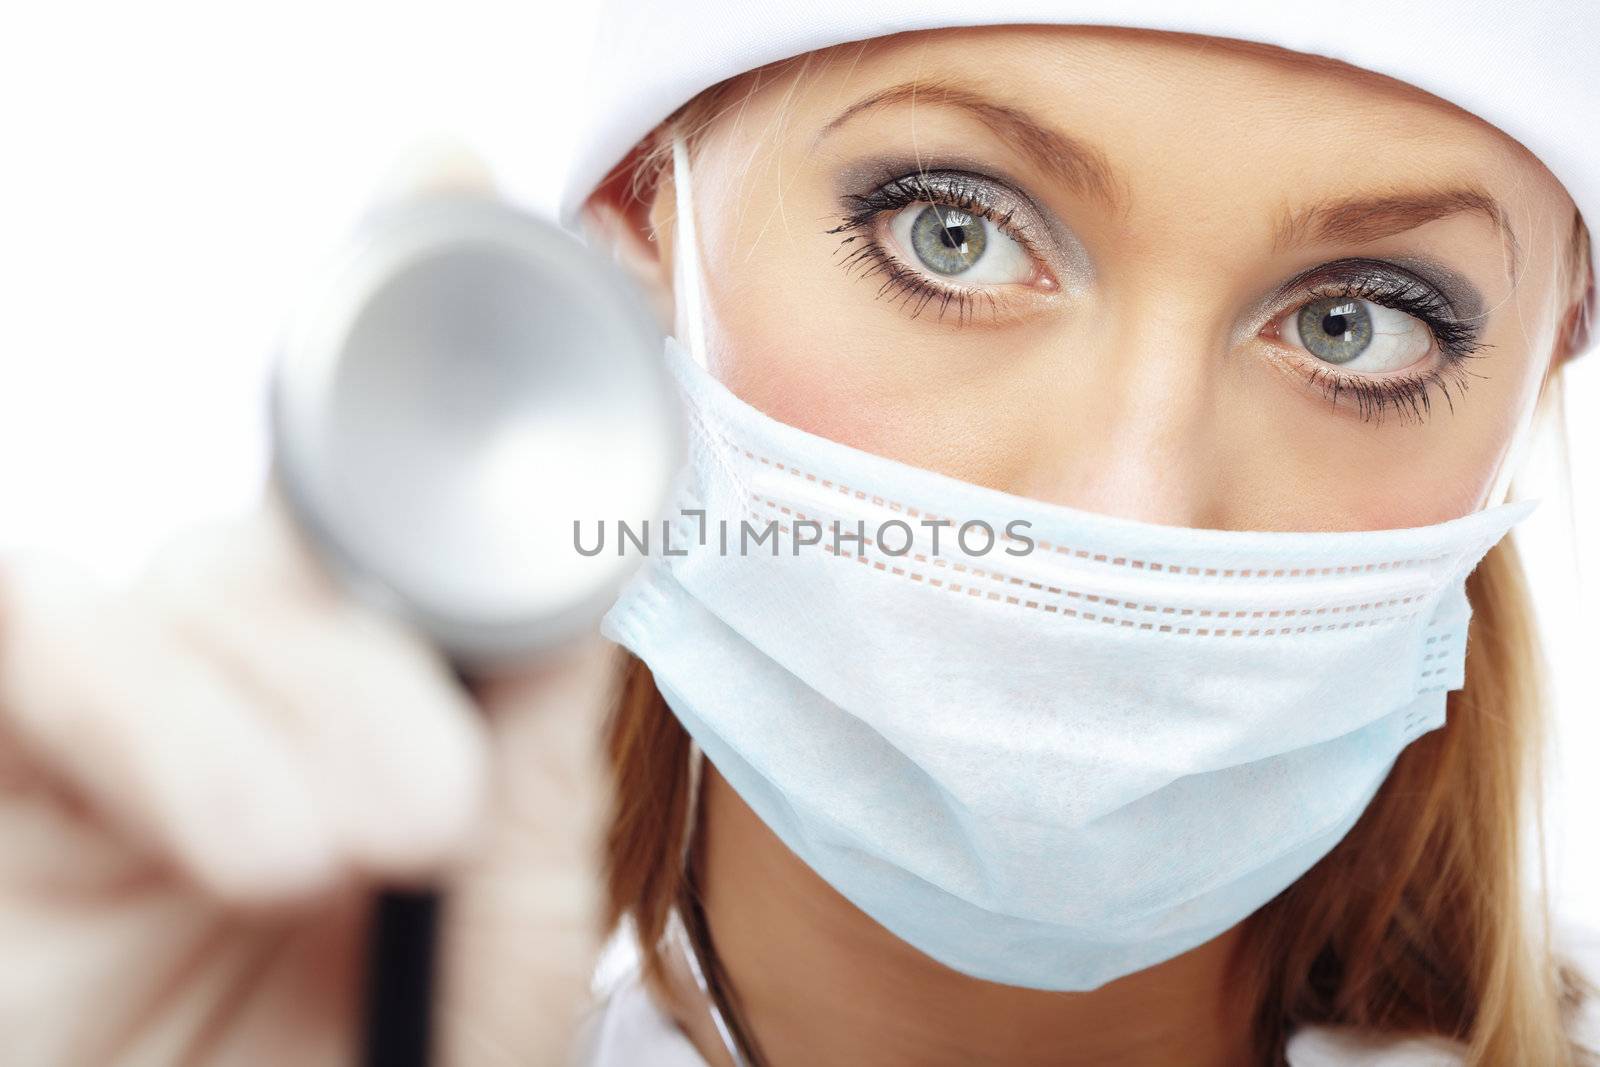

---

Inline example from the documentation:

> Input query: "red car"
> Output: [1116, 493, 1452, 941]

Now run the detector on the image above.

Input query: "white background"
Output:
[2, 3, 1595, 933]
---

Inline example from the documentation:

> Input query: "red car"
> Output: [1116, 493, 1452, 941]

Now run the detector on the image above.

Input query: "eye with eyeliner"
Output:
[825, 168, 1059, 325]
[826, 166, 1493, 426]
[1256, 258, 1491, 427]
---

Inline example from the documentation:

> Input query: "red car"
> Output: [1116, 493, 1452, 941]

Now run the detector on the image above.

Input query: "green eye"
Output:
[1296, 297, 1373, 364]
[909, 206, 987, 275]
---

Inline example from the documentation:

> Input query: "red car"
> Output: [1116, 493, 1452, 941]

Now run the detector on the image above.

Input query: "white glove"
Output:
[0, 477, 618, 1067]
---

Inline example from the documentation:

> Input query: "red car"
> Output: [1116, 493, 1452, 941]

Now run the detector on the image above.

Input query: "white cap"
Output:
[558, 0, 1595, 348]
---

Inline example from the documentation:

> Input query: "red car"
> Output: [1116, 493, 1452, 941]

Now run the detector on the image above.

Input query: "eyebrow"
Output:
[816, 79, 1520, 273]
[815, 79, 1127, 212]
[1271, 187, 1521, 277]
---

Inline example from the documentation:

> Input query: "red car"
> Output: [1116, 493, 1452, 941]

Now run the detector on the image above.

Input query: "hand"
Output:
[0, 488, 620, 1067]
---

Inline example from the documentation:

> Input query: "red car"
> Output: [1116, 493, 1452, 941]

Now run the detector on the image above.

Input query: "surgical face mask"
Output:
[599, 135, 1541, 991]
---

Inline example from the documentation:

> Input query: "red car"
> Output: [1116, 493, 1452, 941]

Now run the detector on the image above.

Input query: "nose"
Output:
[1011, 295, 1235, 531]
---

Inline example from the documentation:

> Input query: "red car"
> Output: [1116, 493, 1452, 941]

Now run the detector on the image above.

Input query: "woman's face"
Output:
[646, 25, 1577, 532]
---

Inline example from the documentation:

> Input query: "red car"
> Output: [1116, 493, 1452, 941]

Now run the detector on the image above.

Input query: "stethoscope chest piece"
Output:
[271, 190, 681, 670]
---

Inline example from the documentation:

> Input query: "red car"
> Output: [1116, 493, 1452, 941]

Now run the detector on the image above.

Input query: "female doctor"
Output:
[2, 3, 1598, 1067]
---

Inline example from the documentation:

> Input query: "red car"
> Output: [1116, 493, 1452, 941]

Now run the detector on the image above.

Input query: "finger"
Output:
[437, 630, 623, 1067]
[136, 494, 491, 883]
[470, 628, 622, 852]
[0, 550, 341, 904]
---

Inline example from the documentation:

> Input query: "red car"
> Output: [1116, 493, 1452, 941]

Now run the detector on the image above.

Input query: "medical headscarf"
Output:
[557, 0, 1596, 355]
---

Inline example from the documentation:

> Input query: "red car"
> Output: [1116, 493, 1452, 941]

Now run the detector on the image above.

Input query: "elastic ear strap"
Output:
[668, 739, 748, 1065]
[665, 892, 748, 1067]
[679, 737, 704, 870]
[671, 133, 708, 368]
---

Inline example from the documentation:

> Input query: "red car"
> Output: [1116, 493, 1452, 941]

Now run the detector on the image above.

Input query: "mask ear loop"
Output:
[663, 129, 767, 576]
[671, 132, 710, 371]
[664, 737, 756, 1067]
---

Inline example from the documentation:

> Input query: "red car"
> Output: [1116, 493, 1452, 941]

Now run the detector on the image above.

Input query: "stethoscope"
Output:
[268, 170, 682, 1065]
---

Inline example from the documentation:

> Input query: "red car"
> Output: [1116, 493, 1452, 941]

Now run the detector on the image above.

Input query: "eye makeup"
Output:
[824, 158, 1496, 426]
[826, 168, 1063, 325]
[829, 153, 1089, 264]
[1251, 257, 1491, 426]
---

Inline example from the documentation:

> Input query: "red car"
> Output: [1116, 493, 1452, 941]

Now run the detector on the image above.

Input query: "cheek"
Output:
[708, 304, 1032, 496]
[704, 243, 1043, 492]
[1274, 348, 1548, 531]
[1224, 373, 1521, 531]
[717, 341, 909, 460]
[709, 282, 916, 458]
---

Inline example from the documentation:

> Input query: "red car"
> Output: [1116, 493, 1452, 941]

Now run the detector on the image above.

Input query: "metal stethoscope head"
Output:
[269, 169, 682, 672]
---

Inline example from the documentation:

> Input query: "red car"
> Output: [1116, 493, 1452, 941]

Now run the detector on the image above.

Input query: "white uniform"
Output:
[570, 922, 1600, 1067]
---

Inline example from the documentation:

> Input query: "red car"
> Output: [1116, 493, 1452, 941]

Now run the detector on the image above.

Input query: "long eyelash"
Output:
[1289, 267, 1493, 427]
[1298, 360, 1484, 427]
[825, 172, 1033, 327]
[1299, 268, 1486, 359]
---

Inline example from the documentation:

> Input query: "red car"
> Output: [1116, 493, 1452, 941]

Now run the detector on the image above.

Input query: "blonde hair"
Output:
[591, 44, 1600, 1067]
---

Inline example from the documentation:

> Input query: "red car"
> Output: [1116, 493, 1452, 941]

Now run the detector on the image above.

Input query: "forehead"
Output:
[720, 24, 1564, 226]
[808, 25, 1507, 150]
